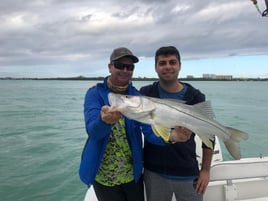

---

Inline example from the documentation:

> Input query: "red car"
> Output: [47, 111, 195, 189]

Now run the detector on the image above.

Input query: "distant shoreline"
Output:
[0, 76, 267, 81]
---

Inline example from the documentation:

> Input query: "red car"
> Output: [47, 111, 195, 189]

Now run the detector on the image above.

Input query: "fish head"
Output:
[108, 93, 155, 115]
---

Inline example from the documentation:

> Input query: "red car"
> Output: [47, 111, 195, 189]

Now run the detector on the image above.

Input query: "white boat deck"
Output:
[84, 136, 268, 201]
[204, 157, 268, 201]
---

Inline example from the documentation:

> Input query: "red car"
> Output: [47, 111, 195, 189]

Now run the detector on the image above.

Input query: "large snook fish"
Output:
[108, 92, 248, 160]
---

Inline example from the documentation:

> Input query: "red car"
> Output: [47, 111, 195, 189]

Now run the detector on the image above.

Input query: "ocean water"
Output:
[0, 80, 267, 201]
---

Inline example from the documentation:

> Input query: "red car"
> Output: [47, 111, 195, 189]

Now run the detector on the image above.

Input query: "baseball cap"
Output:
[110, 47, 139, 63]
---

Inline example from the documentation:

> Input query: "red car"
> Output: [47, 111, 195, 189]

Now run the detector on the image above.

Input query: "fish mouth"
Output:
[108, 93, 142, 109]
[108, 93, 122, 107]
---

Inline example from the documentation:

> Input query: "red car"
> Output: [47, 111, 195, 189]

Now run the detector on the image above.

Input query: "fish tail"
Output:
[224, 127, 249, 160]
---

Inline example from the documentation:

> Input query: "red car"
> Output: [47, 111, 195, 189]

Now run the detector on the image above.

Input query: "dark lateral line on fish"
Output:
[161, 103, 227, 134]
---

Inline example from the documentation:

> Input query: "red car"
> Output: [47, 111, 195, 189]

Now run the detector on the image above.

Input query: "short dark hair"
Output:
[155, 46, 181, 64]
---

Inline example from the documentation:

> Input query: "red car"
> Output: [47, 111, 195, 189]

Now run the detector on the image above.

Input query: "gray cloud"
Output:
[0, 0, 267, 77]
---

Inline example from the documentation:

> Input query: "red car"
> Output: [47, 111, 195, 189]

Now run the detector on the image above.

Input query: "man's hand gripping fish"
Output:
[107, 92, 249, 160]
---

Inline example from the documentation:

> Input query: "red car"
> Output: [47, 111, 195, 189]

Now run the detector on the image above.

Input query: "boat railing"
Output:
[204, 157, 268, 201]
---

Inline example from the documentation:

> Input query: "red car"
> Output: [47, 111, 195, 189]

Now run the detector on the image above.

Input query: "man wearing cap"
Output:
[79, 47, 176, 201]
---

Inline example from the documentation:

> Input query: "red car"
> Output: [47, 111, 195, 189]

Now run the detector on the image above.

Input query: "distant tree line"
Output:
[1, 76, 268, 81]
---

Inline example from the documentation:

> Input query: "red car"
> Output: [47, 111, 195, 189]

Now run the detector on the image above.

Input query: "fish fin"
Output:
[193, 101, 215, 119]
[225, 126, 249, 141]
[152, 125, 170, 142]
[223, 127, 249, 160]
[198, 135, 214, 149]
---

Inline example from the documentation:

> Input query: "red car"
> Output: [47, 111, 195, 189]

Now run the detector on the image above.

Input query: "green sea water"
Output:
[0, 80, 268, 201]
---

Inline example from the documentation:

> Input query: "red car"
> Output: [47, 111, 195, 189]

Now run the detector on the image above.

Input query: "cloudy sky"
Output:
[1, 0, 268, 78]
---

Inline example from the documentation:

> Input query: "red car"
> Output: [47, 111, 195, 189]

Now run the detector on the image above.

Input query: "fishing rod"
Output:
[250, 0, 268, 16]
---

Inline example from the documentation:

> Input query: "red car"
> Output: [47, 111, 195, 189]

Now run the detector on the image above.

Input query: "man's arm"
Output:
[196, 147, 213, 194]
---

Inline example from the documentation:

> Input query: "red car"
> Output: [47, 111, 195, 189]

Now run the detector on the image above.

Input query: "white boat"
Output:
[84, 136, 268, 201]
[204, 156, 268, 201]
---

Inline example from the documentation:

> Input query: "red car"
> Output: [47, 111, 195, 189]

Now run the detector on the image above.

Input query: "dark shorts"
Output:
[93, 176, 144, 201]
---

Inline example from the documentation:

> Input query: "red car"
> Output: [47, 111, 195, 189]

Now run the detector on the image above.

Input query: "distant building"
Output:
[203, 74, 232, 80]
[215, 75, 233, 80]
[203, 74, 217, 79]
[186, 75, 194, 79]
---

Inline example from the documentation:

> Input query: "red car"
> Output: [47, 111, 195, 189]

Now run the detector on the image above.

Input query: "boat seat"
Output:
[204, 157, 268, 201]
[210, 157, 268, 181]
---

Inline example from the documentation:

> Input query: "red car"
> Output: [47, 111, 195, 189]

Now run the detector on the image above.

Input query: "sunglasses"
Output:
[113, 62, 135, 71]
